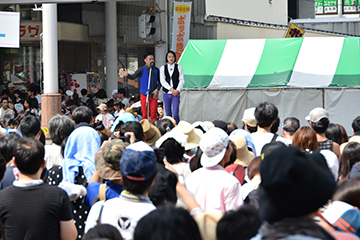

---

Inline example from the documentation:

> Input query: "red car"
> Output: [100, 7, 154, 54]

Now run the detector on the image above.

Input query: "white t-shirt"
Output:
[85, 198, 156, 240]
[250, 132, 288, 157]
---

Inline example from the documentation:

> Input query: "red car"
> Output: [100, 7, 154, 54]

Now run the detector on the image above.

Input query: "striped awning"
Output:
[179, 37, 360, 89]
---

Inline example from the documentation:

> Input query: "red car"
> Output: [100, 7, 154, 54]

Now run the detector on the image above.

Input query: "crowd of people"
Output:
[1, 52, 360, 239]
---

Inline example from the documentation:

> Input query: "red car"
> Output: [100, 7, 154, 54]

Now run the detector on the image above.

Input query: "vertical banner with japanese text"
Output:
[170, 2, 192, 62]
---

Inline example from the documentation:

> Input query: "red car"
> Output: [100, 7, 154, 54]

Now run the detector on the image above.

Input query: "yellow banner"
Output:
[285, 23, 305, 38]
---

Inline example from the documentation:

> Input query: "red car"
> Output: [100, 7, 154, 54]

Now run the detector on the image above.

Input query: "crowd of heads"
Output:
[3, 84, 360, 240]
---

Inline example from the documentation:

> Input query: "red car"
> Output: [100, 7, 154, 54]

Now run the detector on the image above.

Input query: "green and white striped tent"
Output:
[179, 37, 360, 89]
[178, 37, 360, 135]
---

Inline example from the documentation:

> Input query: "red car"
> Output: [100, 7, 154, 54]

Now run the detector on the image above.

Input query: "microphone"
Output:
[150, 62, 154, 67]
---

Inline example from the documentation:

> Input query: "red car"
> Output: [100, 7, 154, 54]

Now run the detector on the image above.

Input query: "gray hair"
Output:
[48, 114, 75, 145]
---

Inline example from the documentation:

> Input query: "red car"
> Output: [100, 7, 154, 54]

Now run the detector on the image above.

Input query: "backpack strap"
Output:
[99, 183, 107, 201]
[91, 183, 109, 206]
[271, 133, 278, 142]
[95, 202, 105, 225]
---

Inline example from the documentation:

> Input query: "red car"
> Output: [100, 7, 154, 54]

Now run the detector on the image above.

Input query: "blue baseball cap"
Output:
[111, 112, 137, 133]
[120, 141, 157, 181]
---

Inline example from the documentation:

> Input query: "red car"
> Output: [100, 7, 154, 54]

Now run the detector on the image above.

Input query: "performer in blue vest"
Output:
[159, 51, 184, 124]
[119, 52, 161, 122]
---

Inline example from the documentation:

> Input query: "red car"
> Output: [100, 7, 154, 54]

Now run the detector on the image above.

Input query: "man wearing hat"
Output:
[242, 107, 257, 134]
[186, 127, 243, 213]
[7, 82, 15, 95]
[252, 146, 336, 240]
[307, 107, 340, 159]
[85, 141, 157, 239]
[83, 139, 126, 206]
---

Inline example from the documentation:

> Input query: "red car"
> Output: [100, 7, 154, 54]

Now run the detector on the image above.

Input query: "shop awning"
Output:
[179, 37, 360, 89]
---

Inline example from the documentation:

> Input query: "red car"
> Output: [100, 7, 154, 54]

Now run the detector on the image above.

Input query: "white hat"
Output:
[200, 127, 229, 167]
[242, 107, 257, 127]
[112, 89, 118, 96]
[306, 107, 329, 122]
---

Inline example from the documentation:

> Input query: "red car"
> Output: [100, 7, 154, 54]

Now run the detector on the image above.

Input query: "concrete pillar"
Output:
[154, 0, 168, 102]
[105, 2, 118, 98]
[338, 0, 343, 18]
[42, 3, 61, 132]
[154, 0, 168, 68]
[29, 46, 34, 84]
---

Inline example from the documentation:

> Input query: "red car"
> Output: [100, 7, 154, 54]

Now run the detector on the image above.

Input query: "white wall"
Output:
[205, 0, 288, 25]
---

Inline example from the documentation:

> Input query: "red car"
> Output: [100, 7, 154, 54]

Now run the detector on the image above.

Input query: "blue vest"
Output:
[139, 65, 159, 96]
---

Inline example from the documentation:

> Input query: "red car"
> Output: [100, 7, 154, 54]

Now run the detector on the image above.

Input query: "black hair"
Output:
[134, 206, 202, 240]
[122, 172, 157, 195]
[13, 89, 21, 95]
[14, 137, 44, 175]
[66, 99, 74, 107]
[120, 122, 143, 142]
[28, 86, 38, 94]
[8, 119, 18, 126]
[83, 224, 123, 240]
[72, 106, 93, 124]
[48, 115, 75, 145]
[283, 117, 300, 135]
[85, 98, 97, 117]
[29, 98, 39, 109]
[114, 100, 124, 108]
[98, 132, 109, 145]
[311, 118, 330, 134]
[0, 97, 8, 103]
[254, 102, 278, 128]
[353, 116, 360, 132]
[165, 50, 176, 63]
[95, 89, 108, 99]
[325, 123, 342, 145]
[226, 140, 237, 167]
[160, 138, 184, 164]
[156, 119, 174, 136]
[339, 142, 360, 181]
[0, 153, 6, 181]
[19, 92, 28, 100]
[19, 115, 41, 138]
[0, 134, 21, 163]
[118, 88, 127, 96]
[143, 52, 154, 60]
[270, 116, 280, 134]
[80, 88, 87, 96]
[248, 156, 261, 180]
[190, 147, 202, 172]
[1, 89, 9, 96]
[106, 100, 114, 108]
[216, 204, 262, 240]
[333, 178, 360, 209]
[73, 93, 81, 106]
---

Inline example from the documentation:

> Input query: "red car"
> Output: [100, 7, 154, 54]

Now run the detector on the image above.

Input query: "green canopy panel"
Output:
[178, 37, 360, 89]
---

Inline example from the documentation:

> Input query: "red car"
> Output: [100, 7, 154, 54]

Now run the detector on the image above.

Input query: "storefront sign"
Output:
[344, 0, 359, 13]
[316, 0, 338, 14]
[20, 21, 42, 41]
[170, 2, 192, 62]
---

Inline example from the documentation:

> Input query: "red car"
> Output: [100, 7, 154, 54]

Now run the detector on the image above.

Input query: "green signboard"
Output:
[316, 0, 338, 14]
[343, 0, 359, 13]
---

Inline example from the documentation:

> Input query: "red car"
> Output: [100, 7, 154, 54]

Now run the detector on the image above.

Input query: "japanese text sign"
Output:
[170, 2, 192, 62]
